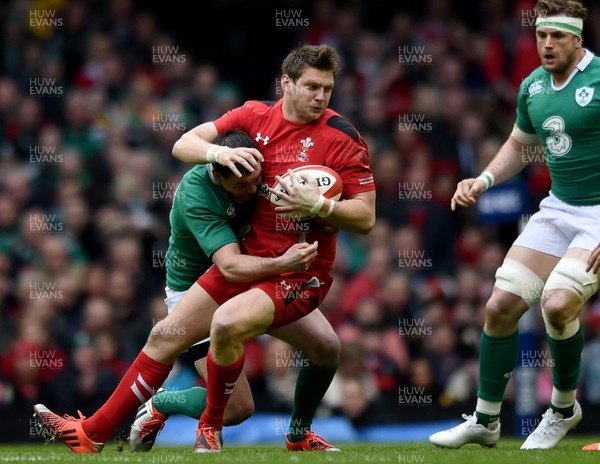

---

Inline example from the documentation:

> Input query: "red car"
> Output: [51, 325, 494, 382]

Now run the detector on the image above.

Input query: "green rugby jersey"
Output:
[165, 165, 253, 291]
[515, 50, 600, 206]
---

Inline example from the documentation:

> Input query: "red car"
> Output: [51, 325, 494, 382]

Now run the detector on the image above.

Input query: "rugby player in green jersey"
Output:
[429, 0, 600, 451]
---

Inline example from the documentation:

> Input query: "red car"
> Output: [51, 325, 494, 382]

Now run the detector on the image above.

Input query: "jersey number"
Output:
[542, 116, 572, 157]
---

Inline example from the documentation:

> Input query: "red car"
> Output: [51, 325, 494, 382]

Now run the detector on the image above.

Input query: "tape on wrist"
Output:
[476, 171, 495, 191]
[309, 195, 326, 215]
[318, 199, 336, 218]
[206, 145, 229, 163]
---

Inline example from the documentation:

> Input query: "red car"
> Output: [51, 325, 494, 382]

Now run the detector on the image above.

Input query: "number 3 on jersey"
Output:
[542, 115, 572, 157]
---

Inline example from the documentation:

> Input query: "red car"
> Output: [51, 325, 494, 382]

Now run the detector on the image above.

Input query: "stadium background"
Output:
[1, 0, 600, 446]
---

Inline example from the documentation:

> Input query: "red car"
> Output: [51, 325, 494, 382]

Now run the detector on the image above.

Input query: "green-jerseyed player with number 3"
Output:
[429, 0, 600, 451]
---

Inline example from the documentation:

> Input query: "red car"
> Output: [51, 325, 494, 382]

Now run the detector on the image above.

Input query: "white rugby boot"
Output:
[520, 400, 582, 450]
[429, 413, 500, 448]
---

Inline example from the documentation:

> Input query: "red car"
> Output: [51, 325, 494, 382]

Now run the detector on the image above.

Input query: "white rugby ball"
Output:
[270, 165, 343, 219]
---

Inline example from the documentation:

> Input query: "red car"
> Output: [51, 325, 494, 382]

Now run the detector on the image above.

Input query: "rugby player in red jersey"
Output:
[170, 43, 376, 452]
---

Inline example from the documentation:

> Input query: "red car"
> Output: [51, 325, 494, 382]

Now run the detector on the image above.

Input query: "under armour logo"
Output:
[255, 132, 270, 145]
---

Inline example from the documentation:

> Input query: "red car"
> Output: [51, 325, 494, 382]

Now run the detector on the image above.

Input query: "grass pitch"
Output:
[2, 439, 600, 464]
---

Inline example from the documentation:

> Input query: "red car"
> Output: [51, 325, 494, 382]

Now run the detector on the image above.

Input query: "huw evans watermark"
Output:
[398, 386, 432, 406]
[275, 280, 311, 302]
[30, 145, 63, 165]
[29, 9, 63, 28]
[398, 250, 432, 270]
[520, 350, 554, 369]
[30, 350, 64, 369]
[398, 318, 433, 337]
[398, 182, 432, 201]
[152, 113, 187, 132]
[275, 10, 309, 29]
[152, 45, 187, 65]
[29, 78, 63, 96]
[398, 113, 432, 133]
[29, 213, 63, 233]
[152, 249, 187, 270]
[275, 418, 309, 437]
[398, 46, 432, 65]
[30, 281, 63, 300]
[275, 349, 309, 369]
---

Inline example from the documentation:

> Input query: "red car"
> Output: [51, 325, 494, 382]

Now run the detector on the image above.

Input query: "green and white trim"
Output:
[536, 16, 583, 37]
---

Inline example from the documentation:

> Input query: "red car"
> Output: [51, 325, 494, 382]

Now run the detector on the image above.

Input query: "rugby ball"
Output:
[270, 165, 343, 219]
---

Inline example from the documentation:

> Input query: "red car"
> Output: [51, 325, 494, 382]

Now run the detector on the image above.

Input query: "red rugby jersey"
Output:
[213, 99, 375, 276]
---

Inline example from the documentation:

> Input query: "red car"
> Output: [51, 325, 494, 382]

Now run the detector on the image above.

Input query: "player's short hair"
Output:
[212, 129, 257, 179]
[535, 0, 588, 20]
[281, 44, 341, 82]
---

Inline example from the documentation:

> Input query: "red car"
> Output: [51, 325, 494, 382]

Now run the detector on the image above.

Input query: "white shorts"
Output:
[514, 192, 600, 257]
[164, 286, 210, 349]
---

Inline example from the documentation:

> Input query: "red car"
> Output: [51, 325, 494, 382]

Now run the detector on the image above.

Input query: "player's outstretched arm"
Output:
[211, 241, 318, 283]
[451, 135, 531, 211]
[172, 122, 263, 177]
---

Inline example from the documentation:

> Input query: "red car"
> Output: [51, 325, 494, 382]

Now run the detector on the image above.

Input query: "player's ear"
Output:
[281, 74, 291, 92]
[212, 170, 224, 186]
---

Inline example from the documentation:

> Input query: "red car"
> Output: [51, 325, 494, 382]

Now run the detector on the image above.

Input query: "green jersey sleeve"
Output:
[183, 201, 238, 259]
[515, 77, 537, 135]
[166, 165, 240, 291]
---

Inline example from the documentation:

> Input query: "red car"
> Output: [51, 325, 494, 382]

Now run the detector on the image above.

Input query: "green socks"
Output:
[547, 325, 584, 418]
[547, 325, 583, 393]
[477, 331, 519, 403]
[287, 361, 338, 443]
[152, 386, 208, 419]
[475, 325, 583, 422]
[150, 360, 338, 435]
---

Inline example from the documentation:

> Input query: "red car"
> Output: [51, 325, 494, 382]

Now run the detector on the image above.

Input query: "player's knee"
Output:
[494, 258, 544, 306]
[210, 317, 237, 344]
[304, 332, 340, 367]
[541, 290, 579, 328]
[486, 258, 543, 330]
[544, 258, 598, 306]
[485, 293, 523, 329]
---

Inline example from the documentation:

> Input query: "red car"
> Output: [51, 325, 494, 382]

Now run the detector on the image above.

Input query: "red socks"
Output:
[82, 351, 172, 443]
[200, 351, 245, 429]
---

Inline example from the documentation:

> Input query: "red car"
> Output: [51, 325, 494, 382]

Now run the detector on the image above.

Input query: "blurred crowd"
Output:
[2, 0, 600, 437]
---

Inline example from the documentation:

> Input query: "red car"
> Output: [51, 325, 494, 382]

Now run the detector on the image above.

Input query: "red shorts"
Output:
[196, 265, 332, 331]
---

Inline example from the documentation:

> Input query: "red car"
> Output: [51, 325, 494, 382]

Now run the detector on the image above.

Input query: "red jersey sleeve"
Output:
[324, 116, 375, 198]
[213, 102, 254, 134]
[213, 106, 247, 134]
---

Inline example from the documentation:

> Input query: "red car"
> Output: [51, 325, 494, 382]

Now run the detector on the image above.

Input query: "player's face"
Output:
[536, 28, 582, 78]
[282, 67, 335, 123]
[219, 167, 263, 203]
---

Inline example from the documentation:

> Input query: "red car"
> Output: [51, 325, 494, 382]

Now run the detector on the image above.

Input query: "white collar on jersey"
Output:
[576, 48, 594, 71]
[551, 48, 594, 91]
[206, 163, 217, 184]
